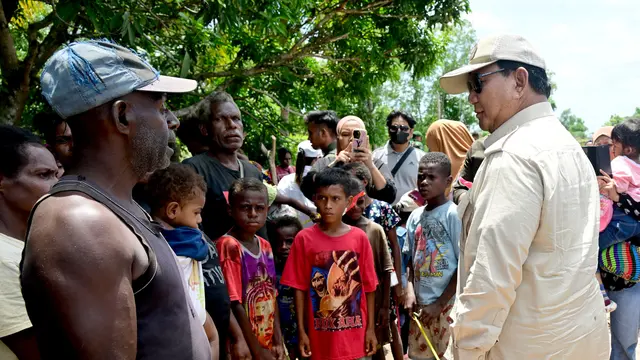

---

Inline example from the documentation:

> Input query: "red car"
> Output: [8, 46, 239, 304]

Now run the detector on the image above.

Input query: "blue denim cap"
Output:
[41, 40, 197, 119]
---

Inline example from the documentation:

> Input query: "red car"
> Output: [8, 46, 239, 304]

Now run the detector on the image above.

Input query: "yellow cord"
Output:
[411, 312, 441, 360]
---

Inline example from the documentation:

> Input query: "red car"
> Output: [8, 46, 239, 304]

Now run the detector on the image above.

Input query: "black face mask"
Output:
[390, 131, 410, 144]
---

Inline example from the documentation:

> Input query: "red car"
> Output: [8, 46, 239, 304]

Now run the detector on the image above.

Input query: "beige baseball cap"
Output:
[439, 34, 546, 95]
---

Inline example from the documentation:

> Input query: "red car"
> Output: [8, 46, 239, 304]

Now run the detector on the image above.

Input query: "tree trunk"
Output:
[0, 83, 29, 125]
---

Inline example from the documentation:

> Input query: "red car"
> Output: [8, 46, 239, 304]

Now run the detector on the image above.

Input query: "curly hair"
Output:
[228, 177, 268, 207]
[340, 162, 372, 187]
[267, 215, 303, 242]
[145, 163, 207, 213]
[0, 125, 44, 178]
[419, 152, 451, 176]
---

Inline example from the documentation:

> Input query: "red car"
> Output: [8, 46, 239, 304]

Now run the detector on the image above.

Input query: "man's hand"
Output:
[365, 328, 378, 356]
[419, 302, 443, 325]
[377, 308, 390, 330]
[298, 331, 312, 358]
[230, 338, 251, 360]
[598, 170, 620, 202]
[302, 206, 320, 222]
[351, 147, 375, 169]
[271, 343, 285, 360]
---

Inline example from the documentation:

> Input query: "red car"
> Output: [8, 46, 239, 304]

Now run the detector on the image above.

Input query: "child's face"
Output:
[229, 190, 268, 233]
[417, 162, 452, 201]
[314, 185, 351, 225]
[613, 139, 638, 159]
[345, 195, 366, 221]
[612, 139, 624, 158]
[167, 190, 205, 229]
[274, 225, 299, 260]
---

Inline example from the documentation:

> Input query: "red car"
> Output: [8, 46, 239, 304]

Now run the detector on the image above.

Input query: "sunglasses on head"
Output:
[467, 68, 505, 94]
[389, 125, 410, 133]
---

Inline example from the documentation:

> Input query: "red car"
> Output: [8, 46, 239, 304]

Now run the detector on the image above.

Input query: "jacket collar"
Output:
[484, 101, 554, 150]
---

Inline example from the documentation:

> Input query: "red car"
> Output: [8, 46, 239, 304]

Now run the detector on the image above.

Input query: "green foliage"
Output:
[362, 20, 478, 142]
[606, 107, 640, 127]
[559, 109, 588, 143]
[2, 0, 470, 161]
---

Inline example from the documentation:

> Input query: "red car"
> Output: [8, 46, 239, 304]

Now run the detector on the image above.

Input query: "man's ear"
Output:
[514, 67, 529, 95]
[165, 201, 180, 220]
[446, 175, 453, 187]
[199, 123, 209, 137]
[111, 100, 132, 135]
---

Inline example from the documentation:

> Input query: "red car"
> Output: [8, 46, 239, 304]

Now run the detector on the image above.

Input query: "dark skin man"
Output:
[20, 91, 193, 359]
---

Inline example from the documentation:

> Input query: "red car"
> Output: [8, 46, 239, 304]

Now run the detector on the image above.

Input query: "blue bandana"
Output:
[161, 226, 209, 261]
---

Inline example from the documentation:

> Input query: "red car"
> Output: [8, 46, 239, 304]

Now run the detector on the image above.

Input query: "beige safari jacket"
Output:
[452, 102, 610, 359]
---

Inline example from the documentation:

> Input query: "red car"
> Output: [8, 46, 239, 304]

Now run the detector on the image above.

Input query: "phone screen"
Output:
[582, 145, 612, 176]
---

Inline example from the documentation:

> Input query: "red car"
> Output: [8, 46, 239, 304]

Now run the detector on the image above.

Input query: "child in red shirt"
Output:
[281, 168, 378, 360]
[217, 178, 285, 360]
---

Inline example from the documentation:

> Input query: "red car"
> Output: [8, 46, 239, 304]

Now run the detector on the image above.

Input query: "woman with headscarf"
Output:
[330, 115, 397, 204]
[592, 126, 615, 160]
[426, 120, 474, 197]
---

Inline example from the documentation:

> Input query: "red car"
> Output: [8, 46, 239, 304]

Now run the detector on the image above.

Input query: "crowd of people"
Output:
[1, 33, 639, 360]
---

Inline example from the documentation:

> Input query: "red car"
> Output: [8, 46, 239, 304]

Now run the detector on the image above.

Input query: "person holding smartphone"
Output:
[327, 115, 397, 204]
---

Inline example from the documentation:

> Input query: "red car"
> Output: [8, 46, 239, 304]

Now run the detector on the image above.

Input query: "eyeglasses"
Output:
[389, 125, 410, 133]
[467, 68, 505, 94]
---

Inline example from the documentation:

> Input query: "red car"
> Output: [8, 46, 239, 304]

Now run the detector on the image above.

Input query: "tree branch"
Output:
[0, 0, 20, 77]
[247, 86, 304, 117]
[312, 54, 360, 62]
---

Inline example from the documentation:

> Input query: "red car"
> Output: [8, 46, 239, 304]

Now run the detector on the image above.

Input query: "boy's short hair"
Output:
[304, 110, 339, 135]
[419, 152, 451, 176]
[341, 162, 372, 186]
[146, 164, 207, 212]
[314, 167, 357, 197]
[612, 118, 640, 152]
[267, 215, 303, 243]
[228, 177, 268, 206]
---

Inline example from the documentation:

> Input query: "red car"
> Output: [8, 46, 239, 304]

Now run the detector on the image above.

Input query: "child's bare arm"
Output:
[272, 305, 285, 360]
[204, 312, 219, 360]
[378, 272, 391, 329]
[387, 228, 404, 296]
[294, 289, 312, 357]
[365, 291, 378, 356]
[405, 253, 416, 310]
[228, 312, 251, 360]
[231, 301, 275, 360]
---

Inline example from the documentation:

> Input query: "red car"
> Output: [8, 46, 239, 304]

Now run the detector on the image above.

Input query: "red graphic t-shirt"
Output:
[217, 235, 278, 350]
[281, 225, 378, 360]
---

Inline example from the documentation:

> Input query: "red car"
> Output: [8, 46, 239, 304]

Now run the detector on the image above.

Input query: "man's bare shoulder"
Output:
[25, 193, 141, 270]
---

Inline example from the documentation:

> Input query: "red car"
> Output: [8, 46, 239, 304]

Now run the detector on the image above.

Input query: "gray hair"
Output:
[177, 91, 236, 125]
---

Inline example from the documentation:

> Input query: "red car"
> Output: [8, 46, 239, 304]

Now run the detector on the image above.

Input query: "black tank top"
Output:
[24, 178, 211, 359]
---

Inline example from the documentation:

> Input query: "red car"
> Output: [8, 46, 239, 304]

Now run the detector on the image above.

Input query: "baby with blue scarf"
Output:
[146, 163, 219, 359]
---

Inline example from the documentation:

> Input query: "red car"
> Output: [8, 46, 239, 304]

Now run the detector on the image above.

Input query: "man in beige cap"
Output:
[440, 34, 609, 359]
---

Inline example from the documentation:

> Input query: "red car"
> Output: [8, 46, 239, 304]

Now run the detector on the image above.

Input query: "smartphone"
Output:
[582, 145, 612, 176]
[351, 128, 368, 152]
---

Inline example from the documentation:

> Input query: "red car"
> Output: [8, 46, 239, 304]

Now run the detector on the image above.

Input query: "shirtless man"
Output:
[21, 40, 211, 359]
